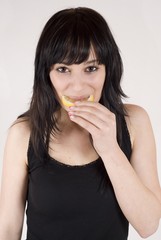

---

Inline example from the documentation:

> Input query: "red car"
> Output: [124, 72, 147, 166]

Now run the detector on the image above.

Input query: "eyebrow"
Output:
[85, 59, 99, 65]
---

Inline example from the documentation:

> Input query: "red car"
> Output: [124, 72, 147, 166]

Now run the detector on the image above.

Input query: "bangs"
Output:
[49, 30, 102, 66]
[53, 29, 92, 64]
[46, 10, 106, 67]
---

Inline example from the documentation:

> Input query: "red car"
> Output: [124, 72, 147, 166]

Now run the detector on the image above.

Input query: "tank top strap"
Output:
[121, 116, 132, 160]
[27, 138, 43, 173]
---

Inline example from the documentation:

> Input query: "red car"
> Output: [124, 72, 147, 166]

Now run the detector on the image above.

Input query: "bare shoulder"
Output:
[124, 104, 153, 145]
[124, 103, 150, 120]
[9, 117, 30, 139]
[5, 117, 31, 166]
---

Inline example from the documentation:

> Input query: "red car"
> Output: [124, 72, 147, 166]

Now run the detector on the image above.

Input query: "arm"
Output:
[68, 102, 161, 238]
[0, 120, 29, 240]
[102, 104, 161, 238]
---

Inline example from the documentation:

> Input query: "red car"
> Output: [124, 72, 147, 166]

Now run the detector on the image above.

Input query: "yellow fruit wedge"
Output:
[61, 95, 94, 107]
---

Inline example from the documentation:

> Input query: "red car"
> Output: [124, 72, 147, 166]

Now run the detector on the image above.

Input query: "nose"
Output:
[70, 74, 85, 92]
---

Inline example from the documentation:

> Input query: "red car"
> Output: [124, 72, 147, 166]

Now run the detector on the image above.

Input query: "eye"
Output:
[85, 66, 98, 72]
[56, 67, 70, 73]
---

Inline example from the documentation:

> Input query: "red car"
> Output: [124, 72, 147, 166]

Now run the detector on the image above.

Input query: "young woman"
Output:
[0, 7, 161, 240]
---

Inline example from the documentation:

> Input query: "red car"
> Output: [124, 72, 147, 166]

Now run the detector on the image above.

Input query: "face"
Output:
[49, 52, 106, 110]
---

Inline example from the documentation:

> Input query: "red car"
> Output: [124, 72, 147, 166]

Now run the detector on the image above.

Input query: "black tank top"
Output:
[26, 117, 132, 240]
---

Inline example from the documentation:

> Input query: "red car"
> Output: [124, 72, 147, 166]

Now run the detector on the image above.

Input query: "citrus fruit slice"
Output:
[61, 95, 94, 107]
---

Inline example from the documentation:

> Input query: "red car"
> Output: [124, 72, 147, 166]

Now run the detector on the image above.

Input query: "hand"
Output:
[68, 101, 119, 158]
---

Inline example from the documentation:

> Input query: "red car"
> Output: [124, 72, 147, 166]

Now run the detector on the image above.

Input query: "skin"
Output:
[0, 53, 161, 239]
[50, 56, 106, 109]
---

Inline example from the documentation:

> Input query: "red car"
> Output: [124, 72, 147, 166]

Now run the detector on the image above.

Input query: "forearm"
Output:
[102, 147, 161, 238]
[0, 212, 23, 240]
[0, 227, 22, 240]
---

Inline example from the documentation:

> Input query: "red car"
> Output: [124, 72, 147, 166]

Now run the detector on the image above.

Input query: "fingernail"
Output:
[69, 106, 75, 110]
[69, 115, 75, 119]
[68, 111, 73, 116]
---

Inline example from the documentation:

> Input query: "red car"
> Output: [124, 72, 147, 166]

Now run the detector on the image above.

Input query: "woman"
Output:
[0, 7, 161, 240]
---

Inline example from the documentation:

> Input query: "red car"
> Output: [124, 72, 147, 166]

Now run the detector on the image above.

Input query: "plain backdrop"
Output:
[0, 0, 161, 239]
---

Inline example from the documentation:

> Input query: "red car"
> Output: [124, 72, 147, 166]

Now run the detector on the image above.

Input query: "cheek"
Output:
[50, 73, 62, 93]
[94, 75, 105, 100]
[96, 74, 105, 91]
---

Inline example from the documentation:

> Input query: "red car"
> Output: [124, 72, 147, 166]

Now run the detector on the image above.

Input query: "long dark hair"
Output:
[19, 7, 127, 162]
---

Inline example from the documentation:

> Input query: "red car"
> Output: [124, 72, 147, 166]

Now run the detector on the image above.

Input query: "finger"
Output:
[75, 101, 110, 113]
[68, 108, 107, 129]
[69, 104, 114, 123]
[69, 114, 99, 136]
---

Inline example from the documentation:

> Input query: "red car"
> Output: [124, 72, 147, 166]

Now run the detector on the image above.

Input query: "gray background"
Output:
[0, 0, 161, 239]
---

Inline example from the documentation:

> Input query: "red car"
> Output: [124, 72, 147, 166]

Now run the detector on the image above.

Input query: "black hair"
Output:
[19, 7, 127, 162]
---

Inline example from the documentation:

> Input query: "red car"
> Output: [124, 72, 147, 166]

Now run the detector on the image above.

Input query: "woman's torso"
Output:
[26, 115, 132, 240]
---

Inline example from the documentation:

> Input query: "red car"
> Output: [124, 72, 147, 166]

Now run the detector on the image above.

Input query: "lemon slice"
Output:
[61, 95, 94, 107]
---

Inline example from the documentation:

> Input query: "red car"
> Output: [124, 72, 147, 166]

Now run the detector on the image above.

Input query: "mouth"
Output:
[61, 95, 94, 107]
